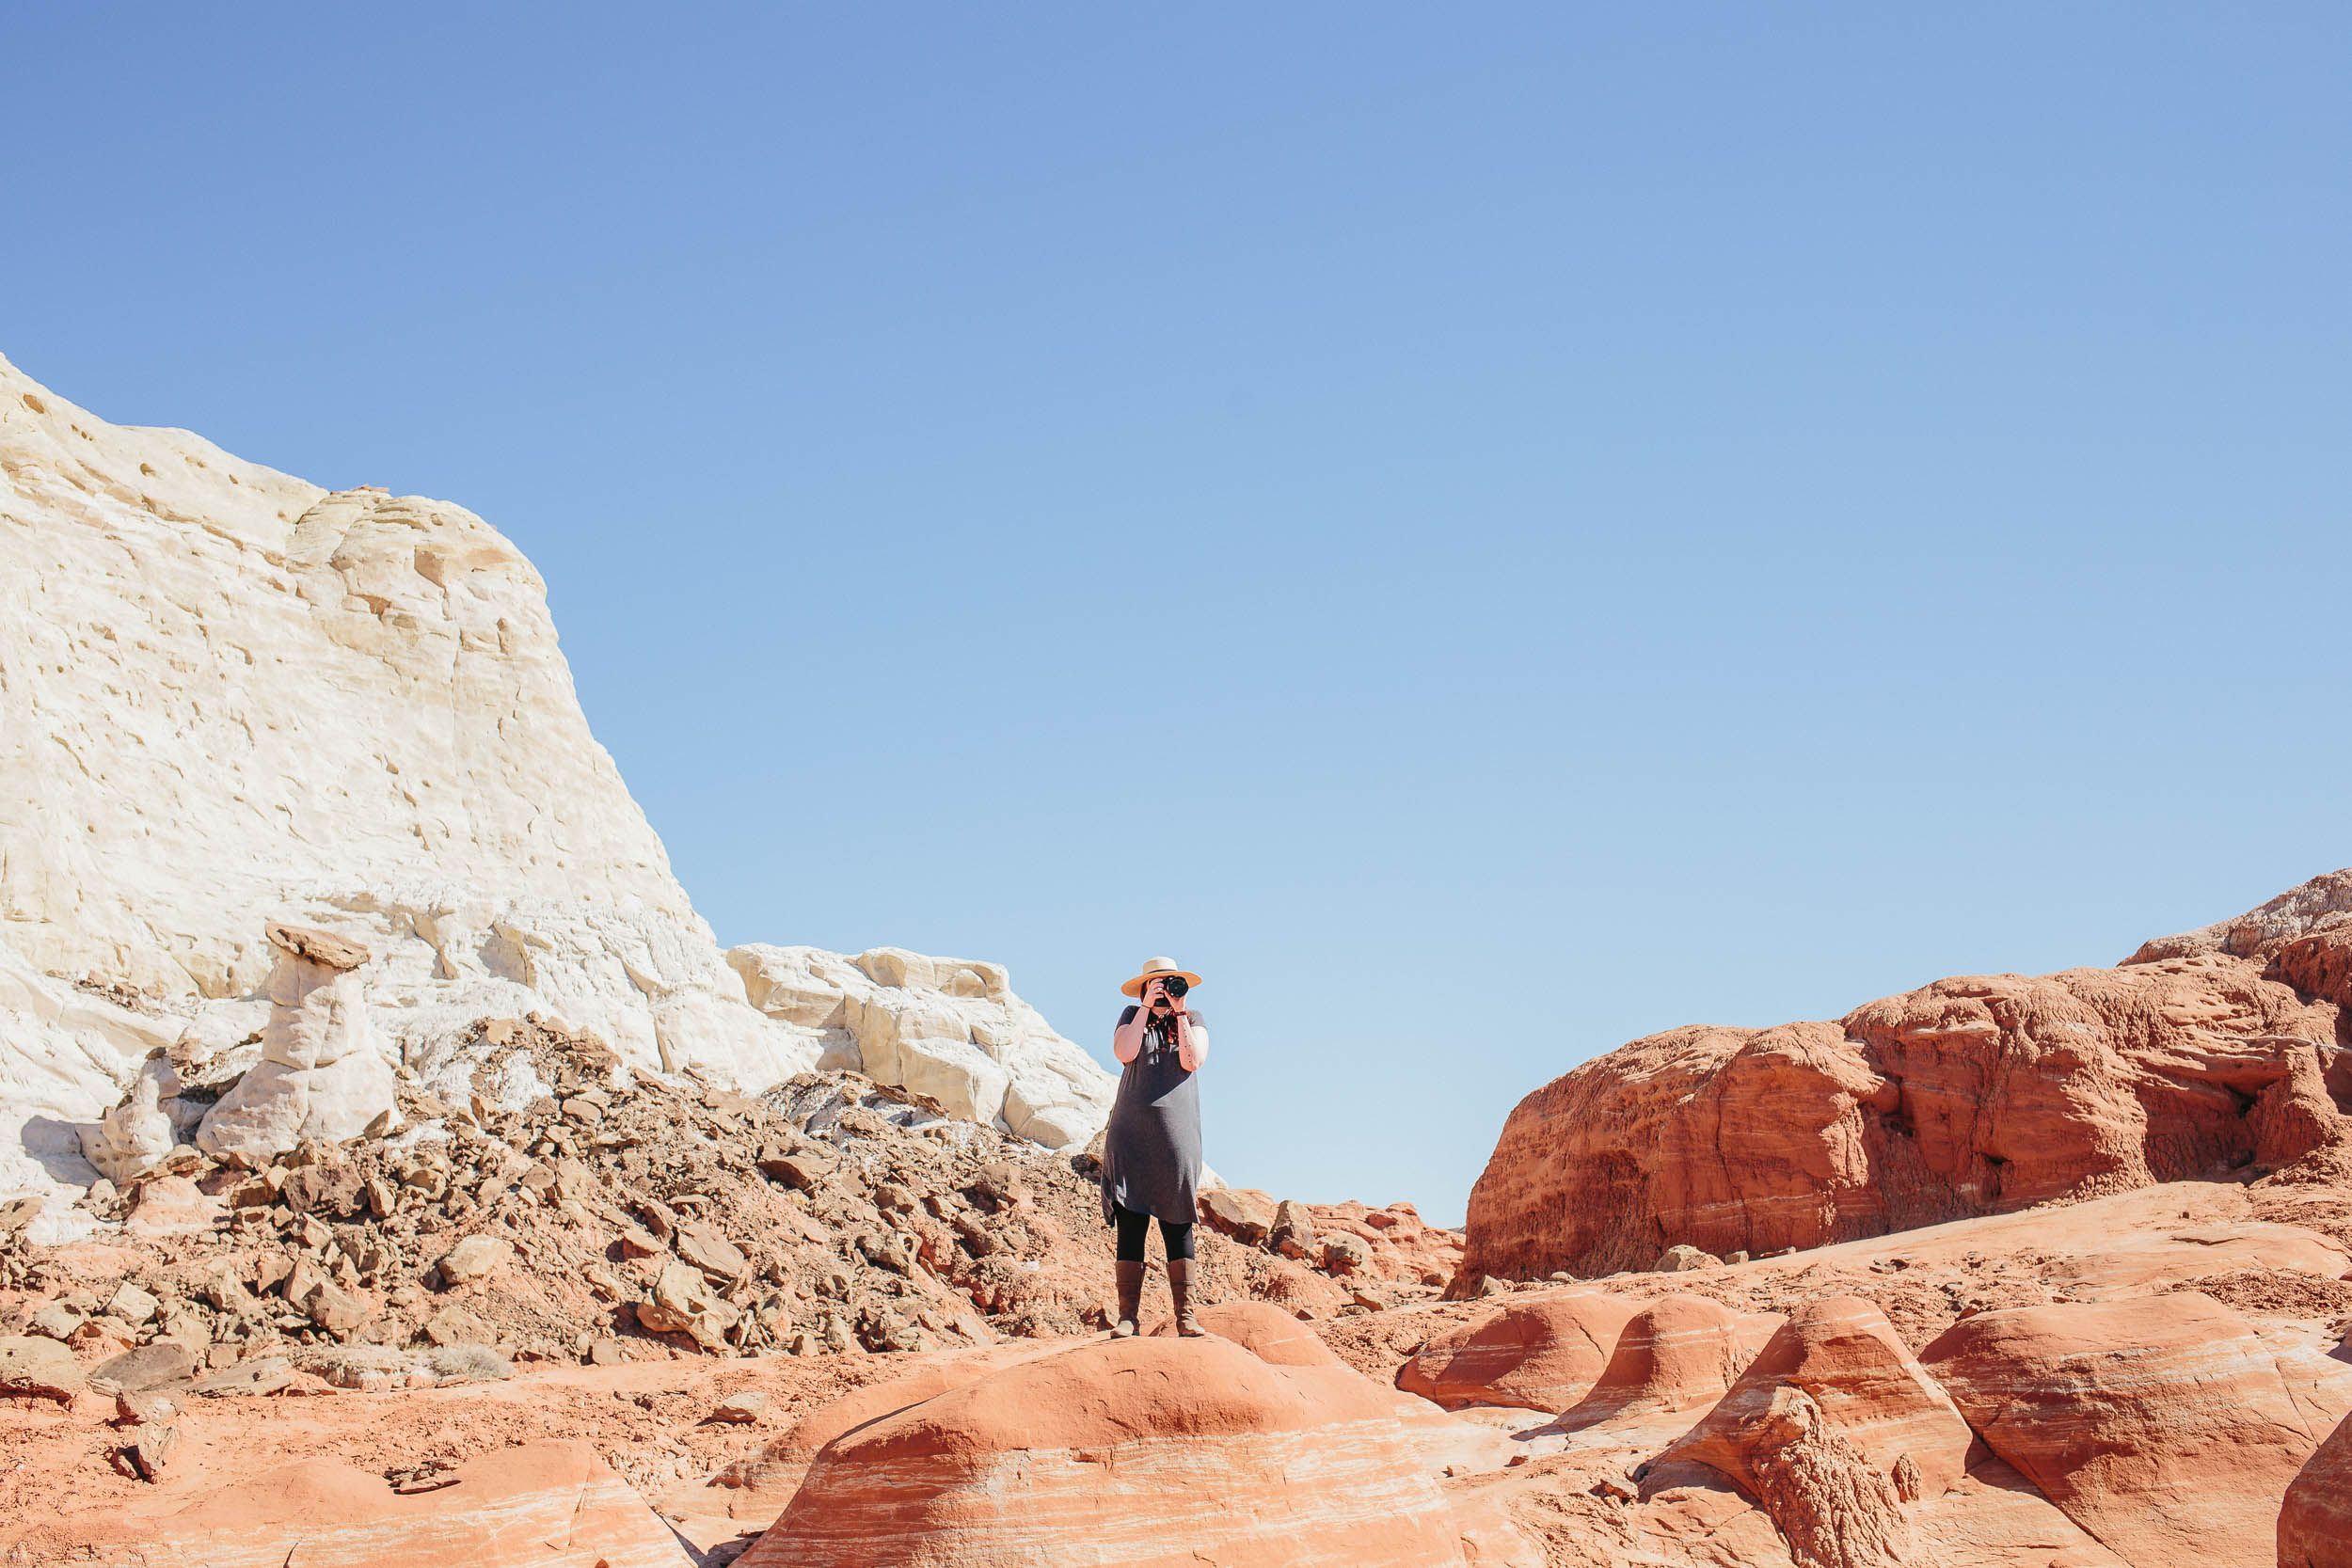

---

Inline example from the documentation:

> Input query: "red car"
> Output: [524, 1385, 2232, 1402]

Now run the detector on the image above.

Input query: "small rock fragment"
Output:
[1652, 1244, 1723, 1273]
[709, 1389, 770, 1424]
[116, 1388, 180, 1426]
[104, 1281, 161, 1325]
[127, 1424, 180, 1481]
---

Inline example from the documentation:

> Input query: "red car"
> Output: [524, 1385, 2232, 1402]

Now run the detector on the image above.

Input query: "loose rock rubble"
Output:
[4, 1017, 1451, 1416]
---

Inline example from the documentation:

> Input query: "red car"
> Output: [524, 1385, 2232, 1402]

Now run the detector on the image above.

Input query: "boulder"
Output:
[0, 1335, 84, 1403]
[81, 1059, 178, 1183]
[637, 1259, 739, 1351]
[675, 1222, 749, 1282]
[1200, 1186, 1278, 1244]
[737, 1338, 1505, 1568]
[123, 1175, 222, 1232]
[437, 1234, 514, 1283]
[1653, 1243, 1722, 1273]
[2282, 1407, 2352, 1568]
[104, 1280, 161, 1325]
[1399, 1294, 1640, 1412]
[1269, 1199, 1320, 1260]
[1321, 1232, 1371, 1273]
[710, 1389, 770, 1424]
[26, 1305, 83, 1341]
[191, 1357, 296, 1398]
[89, 1340, 198, 1395]
[1922, 1292, 2352, 1566]
[127, 1423, 182, 1481]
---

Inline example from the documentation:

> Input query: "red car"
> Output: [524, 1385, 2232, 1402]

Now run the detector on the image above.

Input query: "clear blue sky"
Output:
[7, 6, 2347, 1224]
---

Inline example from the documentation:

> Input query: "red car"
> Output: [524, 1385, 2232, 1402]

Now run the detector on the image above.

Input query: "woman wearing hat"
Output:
[1103, 957, 1210, 1338]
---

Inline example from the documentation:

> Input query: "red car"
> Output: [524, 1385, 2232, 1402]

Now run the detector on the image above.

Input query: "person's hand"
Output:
[1141, 977, 1168, 1008]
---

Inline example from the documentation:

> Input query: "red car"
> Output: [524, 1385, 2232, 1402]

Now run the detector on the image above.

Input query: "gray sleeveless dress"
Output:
[1100, 1006, 1204, 1227]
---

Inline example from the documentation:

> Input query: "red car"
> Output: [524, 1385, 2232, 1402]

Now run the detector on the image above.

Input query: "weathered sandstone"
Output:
[739, 1337, 1512, 1568]
[1561, 1293, 1756, 1432]
[193, 924, 396, 1160]
[1461, 871, 2352, 1284]
[1398, 1294, 1641, 1412]
[2281, 1407, 2352, 1568]
[1921, 1292, 2352, 1567]
[1665, 1297, 1976, 1504]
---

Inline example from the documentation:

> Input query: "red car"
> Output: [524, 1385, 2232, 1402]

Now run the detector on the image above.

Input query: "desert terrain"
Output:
[3, 356, 2348, 1567]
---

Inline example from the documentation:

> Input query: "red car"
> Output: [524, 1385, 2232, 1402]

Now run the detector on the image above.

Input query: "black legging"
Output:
[1113, 1202, 1196, 1262]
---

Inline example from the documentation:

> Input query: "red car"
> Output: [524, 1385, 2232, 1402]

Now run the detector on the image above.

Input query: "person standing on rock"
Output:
[1104, 957, 1210, 1338]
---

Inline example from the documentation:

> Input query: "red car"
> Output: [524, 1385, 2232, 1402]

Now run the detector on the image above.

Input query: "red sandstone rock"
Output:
[1398, 1294, 1640, 1412]
[738, 1337, 1516, 1568]
[146, 1440, 686, 1567]
[1667, 1297, 1973, 1501]
[669, 1357, 1016, 1528]
[2281, 1407, 2352, 1568]
[1559, 1294, 1756, 1431]
[1923, 1293, 2352, 1567]
[1460, 885, 2351, 1283]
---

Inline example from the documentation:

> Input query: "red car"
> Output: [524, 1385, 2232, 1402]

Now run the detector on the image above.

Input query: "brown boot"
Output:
[1110, 1259, 1144, 1337]
[1168, 1258, 1204, 1337]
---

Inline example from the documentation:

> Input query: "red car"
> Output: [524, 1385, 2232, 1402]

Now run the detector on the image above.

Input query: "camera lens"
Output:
[1163, 975, 1188, 998]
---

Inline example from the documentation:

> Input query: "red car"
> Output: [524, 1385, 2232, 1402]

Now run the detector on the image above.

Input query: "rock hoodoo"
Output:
[1459, 871, 2352, 1284]
[193, 924, 395, 1162]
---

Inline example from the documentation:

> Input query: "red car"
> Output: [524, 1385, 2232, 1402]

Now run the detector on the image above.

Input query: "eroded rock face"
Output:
[1921, 1292, 2352, 1567]
[1460, 871, 2352, 1283]
[740, 1338, 1499, 1568]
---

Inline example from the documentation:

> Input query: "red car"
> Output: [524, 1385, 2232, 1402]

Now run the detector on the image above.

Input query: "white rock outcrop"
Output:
[0, 351, 1115, 1202]
[729, 945, 1114, 1148]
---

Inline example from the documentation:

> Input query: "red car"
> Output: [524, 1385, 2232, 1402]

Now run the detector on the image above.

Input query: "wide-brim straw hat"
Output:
[1121, 957, 1203, 998]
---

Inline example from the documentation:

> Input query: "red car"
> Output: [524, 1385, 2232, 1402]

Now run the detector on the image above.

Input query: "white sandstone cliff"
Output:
[0, 353, 1111, 1212]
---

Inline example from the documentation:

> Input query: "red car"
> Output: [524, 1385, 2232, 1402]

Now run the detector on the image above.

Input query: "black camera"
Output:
[1156, 974, 1189, 999]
